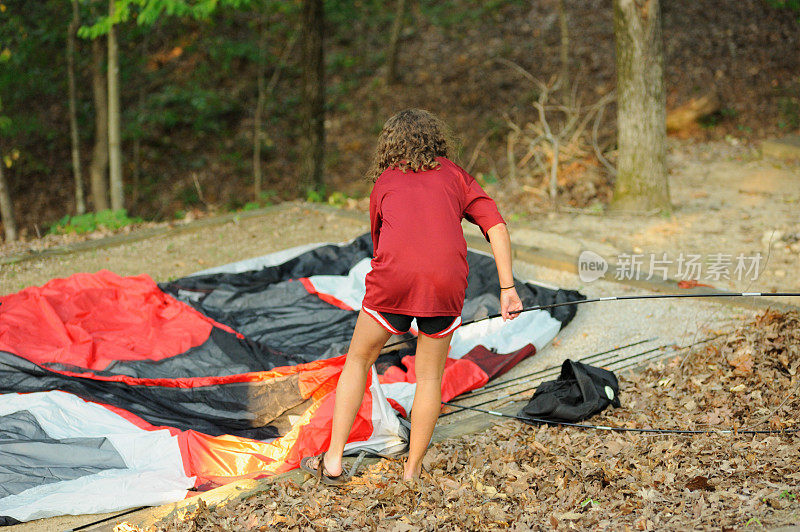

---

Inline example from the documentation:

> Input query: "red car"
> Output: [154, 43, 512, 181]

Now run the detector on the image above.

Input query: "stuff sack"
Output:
[518, 359, 620, 423]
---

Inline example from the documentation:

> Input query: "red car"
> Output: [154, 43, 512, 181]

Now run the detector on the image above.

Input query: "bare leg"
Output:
[403, 332, 453, 480]
[311, 310, 391, 477]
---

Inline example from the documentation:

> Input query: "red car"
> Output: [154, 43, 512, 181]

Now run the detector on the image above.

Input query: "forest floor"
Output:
[134, 311, 800, 531]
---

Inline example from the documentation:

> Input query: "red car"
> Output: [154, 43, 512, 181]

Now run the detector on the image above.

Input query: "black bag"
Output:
[518, 359, 620, 423]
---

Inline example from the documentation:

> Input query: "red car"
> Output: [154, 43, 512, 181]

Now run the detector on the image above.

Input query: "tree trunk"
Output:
[68, 0, 85, 215]
[557, 0, 569, 86]
[385, 0, 406, 85]
[108, 0, 124, 210]
[0, 162, 17, 242]
[89, 39, 109, 211]
[611, 0, 670, 213]
[300, 0, 325, 193]
[253, 11, 267, 201]
[132, 31, 150, 207]
[254, 29, 298, 201]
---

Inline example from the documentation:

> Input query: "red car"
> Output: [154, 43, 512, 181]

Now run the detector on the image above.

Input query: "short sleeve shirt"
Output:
[362, 157, 505, 316]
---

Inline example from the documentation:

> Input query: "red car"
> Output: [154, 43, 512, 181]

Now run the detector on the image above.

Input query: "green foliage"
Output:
[325, 0, 394, 36]
[0, 1, 69, 142]
[327, 190, 348, 207]
[301, 187, 350, 207]
[226, 189, 280, 213]
[767, 0, 800, 21]
[328, 51, 359, 70]
[699, 107, 739, 129]
[745, 516, 763, 527]
[224, 196, 244, 211]
[588, 200, 605, 214]
[78, 0, 257, 38]
[305, 186, 326, 203]
[477, 171, 498, 185]
[777, 96, 799, 130]
[48, 209, 143, 235]
[178, 185, 201, 206]
[0, 97, 11, 137]
[698, 113, 719, 129]
[259, 189, 277, 204]
[767, 0, 800, 11]
[143, 86, 242, 134]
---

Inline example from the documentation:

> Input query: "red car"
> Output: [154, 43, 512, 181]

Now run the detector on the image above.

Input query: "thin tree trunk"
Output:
[68, 0, 85, 215]
[254, 29, 299, 201]
[253, 11, 267, 201]
[300, 0, 325, 193]
[611, 0, 670, 213]
[89, 39, 110, 211]
[108, 0, 124, 211]
[385, 0, 406, 85]
[0, 162, 17, 242]
[557, 0, 569, 86]
[132, 31, 149, 207]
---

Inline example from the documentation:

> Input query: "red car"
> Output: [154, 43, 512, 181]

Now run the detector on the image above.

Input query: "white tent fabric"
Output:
[305, 257, 563, 358]
[343, 366, 409, 457]
[0, 391, 194, 522]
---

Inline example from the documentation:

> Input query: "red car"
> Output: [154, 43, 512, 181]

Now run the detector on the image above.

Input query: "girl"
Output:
[301, 108, 522, 483]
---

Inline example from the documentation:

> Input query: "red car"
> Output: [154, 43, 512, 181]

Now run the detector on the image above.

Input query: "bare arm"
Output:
[487, 223, 523, 320]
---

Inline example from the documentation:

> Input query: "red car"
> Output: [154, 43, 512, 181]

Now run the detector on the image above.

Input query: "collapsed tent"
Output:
[0, 234, 584, 524]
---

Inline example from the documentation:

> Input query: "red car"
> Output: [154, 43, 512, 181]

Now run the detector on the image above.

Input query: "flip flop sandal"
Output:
[300, 452, 349, 486]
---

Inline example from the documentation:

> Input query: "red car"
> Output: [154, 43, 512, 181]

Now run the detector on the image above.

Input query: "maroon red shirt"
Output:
[362, 156, 506, 317]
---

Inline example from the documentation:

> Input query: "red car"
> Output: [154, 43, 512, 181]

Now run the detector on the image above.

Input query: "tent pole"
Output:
[380, 291, 800, 351]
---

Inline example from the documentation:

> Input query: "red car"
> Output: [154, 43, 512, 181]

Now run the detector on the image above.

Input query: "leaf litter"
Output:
[121, 310, 799, 531]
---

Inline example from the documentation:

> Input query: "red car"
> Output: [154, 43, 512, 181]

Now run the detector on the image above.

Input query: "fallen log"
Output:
[666, 91, 720, 132]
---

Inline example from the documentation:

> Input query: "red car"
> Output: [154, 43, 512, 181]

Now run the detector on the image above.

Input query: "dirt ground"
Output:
[0, 206, 367, 295]
[492, 138, 800, 299]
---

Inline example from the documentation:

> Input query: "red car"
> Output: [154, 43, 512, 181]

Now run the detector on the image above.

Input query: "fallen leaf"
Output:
[686, 475, 715, 492]
[726, 346, 754, 375]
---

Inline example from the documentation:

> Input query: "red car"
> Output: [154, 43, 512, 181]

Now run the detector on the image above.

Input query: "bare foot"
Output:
[402, 459, 422, 481]
[307, 453, 343, 477]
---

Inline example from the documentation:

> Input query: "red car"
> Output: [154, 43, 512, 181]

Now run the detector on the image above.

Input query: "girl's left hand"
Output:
[500, 287, 523, 321]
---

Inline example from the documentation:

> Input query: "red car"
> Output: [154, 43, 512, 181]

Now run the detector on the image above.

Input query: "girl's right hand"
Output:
[500, 287, 523, 321]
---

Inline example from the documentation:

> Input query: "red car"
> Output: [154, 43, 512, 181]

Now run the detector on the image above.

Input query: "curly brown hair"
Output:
[366, 108, 455, 182]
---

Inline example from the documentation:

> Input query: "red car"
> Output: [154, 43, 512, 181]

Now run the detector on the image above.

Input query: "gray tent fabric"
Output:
[0, 411, 127, 498]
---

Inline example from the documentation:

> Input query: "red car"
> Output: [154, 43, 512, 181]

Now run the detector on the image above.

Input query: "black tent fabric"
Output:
[518, 360, 621, 423]
[159, 233, 584, 363]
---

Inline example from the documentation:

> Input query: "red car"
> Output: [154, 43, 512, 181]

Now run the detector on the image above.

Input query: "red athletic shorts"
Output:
[362, 305, 461, 338]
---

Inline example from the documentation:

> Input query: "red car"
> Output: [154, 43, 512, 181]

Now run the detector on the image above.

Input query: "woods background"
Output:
[0, 0, 798, 240]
